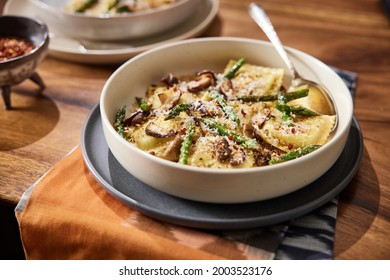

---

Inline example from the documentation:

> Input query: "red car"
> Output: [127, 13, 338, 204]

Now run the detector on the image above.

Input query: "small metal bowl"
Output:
[0, 15, 49, 109]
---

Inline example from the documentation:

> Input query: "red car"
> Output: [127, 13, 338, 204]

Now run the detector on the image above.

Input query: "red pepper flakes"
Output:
[0, 37, 35, 61]
[291, 127, 296, 134]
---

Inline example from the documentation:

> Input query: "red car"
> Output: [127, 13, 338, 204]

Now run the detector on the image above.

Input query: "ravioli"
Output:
[130, 114, 179, 154]
[188, 136, 256, 169]
[224, 59, 284, 97]
[65, 0, 178, 15]
[257, 107, 336, 152]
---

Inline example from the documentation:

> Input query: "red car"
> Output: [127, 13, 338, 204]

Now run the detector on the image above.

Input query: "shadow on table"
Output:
[201, 13, 222, 37]
[0, 203, 25, 260]
[334, 145, 380, 256]
[0, 87, 59, 151]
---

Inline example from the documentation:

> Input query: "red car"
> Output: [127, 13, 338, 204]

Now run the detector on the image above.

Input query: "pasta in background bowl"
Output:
[64, 0, 179, 15]
[28, 0, 200, 41]
[100, 37, 353, 203]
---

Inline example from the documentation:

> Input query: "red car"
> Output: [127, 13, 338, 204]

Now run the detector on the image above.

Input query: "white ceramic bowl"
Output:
[28, 0, 201, 41]
[100, 37, 353, 203]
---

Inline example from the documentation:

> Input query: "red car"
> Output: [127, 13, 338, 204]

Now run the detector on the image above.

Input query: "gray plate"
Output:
[81, 104, 363, 230]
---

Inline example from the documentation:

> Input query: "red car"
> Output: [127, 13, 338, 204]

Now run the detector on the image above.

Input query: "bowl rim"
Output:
[30, 0, 195, 19]
[100, 36, 354, 174]
[0, 15, 49, 64]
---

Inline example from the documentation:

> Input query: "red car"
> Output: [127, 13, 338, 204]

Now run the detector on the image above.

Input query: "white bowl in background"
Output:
[100, 37, 353, 203]
[28, 0, 201, 41]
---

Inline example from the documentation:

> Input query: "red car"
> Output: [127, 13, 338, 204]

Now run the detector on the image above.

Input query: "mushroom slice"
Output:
[193, 100, 220, 118]
[187, 70, 217, 92]
[124, 110, 149, 126]
[187, 78, 212, 92]
[150, 86, 182, 110]
[160, 134, 183, 161]
[197, 70, 217, 85]
[230, 148, 246, 166]
[243, 123, 255, 137]
[252, 108, 270, 129]
[145, 122, 176, 138]
[161, 73, 179, 87]
[215, 137, 232, 162]
[220, 78, 234, 98]
[164, 88, 182, 109]
[255, 148, 272, 167]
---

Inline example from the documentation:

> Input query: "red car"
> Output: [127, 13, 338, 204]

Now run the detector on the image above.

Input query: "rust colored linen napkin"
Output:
[15, 146, 280, 260]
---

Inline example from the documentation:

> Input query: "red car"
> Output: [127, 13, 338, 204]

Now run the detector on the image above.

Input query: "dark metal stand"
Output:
[1, 72, 46, 110]
[1, 86, 11, 110]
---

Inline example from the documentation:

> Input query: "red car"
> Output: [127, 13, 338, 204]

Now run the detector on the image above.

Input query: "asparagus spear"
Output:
[164, 103, 192, 120]
[201, 118, 258, 150]
[107, 0, 120, 11]
[209, 90, 240, 125]
[75, 0, 98, 13]
[115, 105, 126, 138]
[275, 104, 321, 117]
[178, 123, 195, 165]
[238, 87, 309, 103]
[278, 86, 309, 104]
[269, 144, 322, 164]
[224, 58, 246, 79]
[238, 93, 279, 102]
[136, 97, 150, 112]
[116, 5, 132, 13]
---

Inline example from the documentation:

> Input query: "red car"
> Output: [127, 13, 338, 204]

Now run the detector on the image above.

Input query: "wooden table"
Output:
[1, 0, 389, 260]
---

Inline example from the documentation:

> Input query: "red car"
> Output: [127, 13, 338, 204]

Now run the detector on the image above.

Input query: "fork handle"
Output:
[248, 3, 297, 79]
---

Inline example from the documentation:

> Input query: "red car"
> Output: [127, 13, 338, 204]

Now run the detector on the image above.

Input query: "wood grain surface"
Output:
[0, 0, 389, 260]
